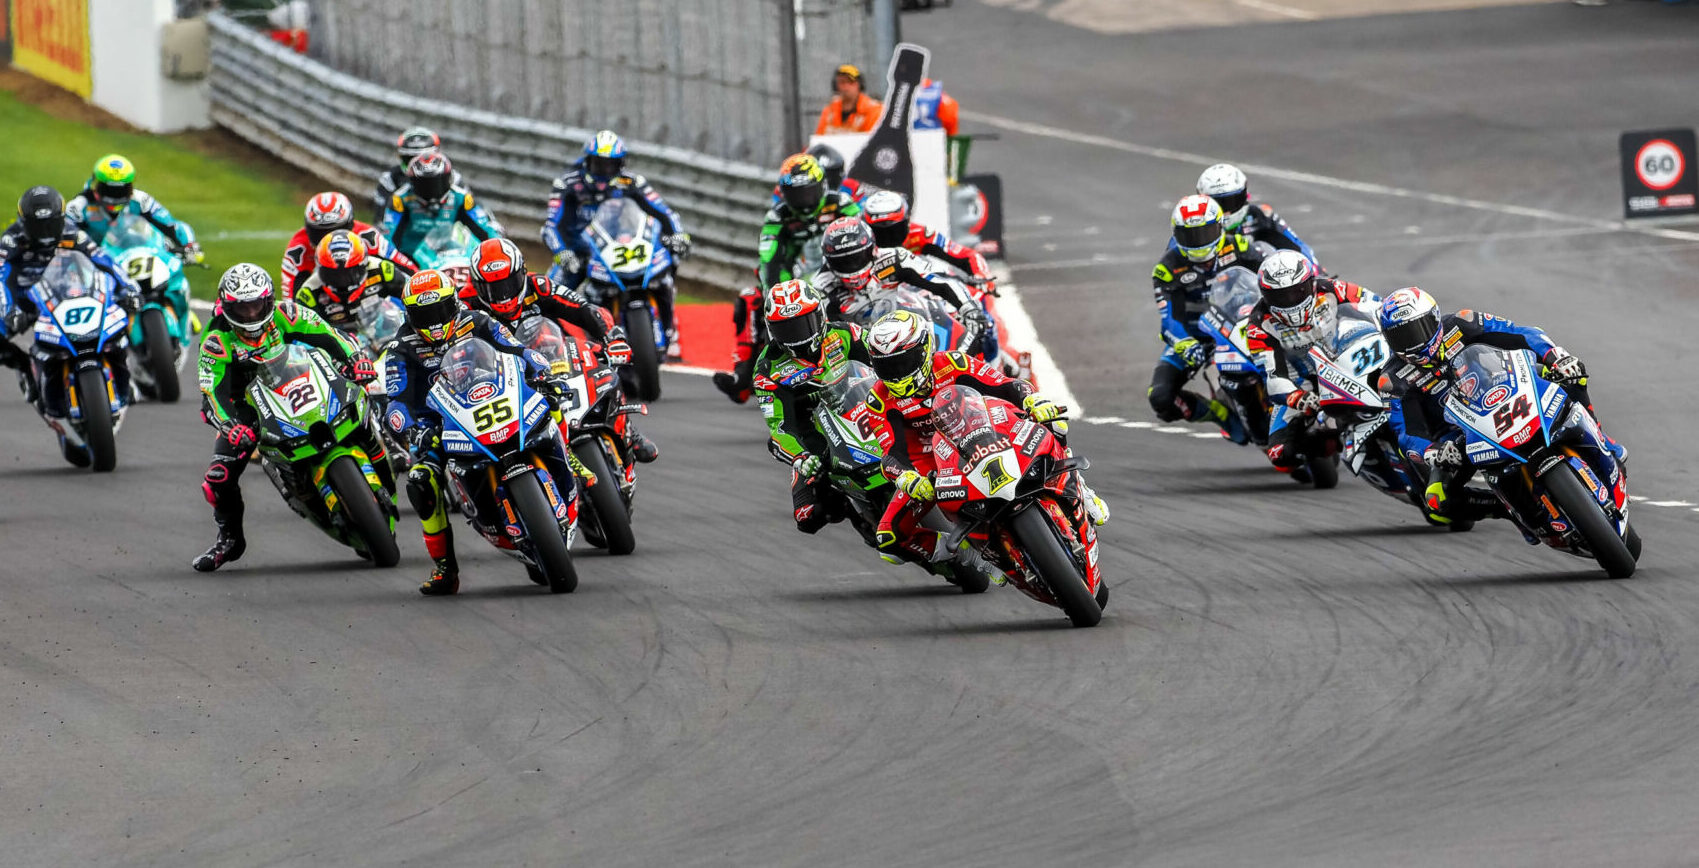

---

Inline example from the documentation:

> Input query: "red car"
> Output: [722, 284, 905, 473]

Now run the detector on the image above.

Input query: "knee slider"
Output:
[406, 464, 443, 518]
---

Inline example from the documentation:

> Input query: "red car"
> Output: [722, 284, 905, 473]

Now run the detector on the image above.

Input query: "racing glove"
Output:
[894, 469, 935, 501]
[1171, 337, 1206, 368]
[3, 307, 29, 337]
[344, 356, 378, 384]
[224, 423, 258, 453]
[1423, 439, 1464, 470]
[553, 250, 583, 275]
[957, 303, 991, 332]
[118, 291, 142, 316]
[182, 242, 206, 266]
[1285, 390, 1321, 416]
[603, 327, 633, 367]
[664, 232, 693, 256]
[408, 426, 443, 459]
[1022, 394, 1064, 423]
[1541, 348, 1587, 385]
[793, 453, 823, 479]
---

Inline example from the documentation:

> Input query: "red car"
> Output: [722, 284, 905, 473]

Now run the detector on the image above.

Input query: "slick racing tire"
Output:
[327, 455, 400, 568]
[141, 308, 181, 403]
[1543, 463, 1636, 579]
[573, 439, 636, 556]
[1013, 503, 1101, 628]
[77, 372, 118, 473]
[510, 471, 578, 593]
[626, 305, 662, 402]
[1306, 452, 1339, 490]
[1625, 521, 1643, 562]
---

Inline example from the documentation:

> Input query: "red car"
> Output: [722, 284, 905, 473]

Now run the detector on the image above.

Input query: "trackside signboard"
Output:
[1620, 129, 1698, 218]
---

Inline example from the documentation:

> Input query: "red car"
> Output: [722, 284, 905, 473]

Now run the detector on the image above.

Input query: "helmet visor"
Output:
[868, 219, 906, 249]
[95, 181, 133, 209]
[1385, 314, 1441, 359]
[413, 174, 451, 202]
[224, 298, 273, 331]
[408, 298, 458, 341]
[768, 307, 825, 358]
[781, 180, 823, 214]
[825, 244, 874, 276]
[585, 155, 623, 178]
[1212, 191, 1248, 217]
[479, 272, 527, 318]
[871, 341, 930, 395]
[1262, 278, 1313, 310]
[320, 265, 366, 298]
[1173, 223, 1221, 251]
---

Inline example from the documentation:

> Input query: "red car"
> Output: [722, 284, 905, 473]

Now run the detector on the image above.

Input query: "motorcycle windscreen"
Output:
[1208, 267, 1260, 320]
[105, 213, 163, 251]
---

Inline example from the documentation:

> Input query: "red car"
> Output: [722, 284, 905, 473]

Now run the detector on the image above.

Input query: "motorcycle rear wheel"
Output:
[1544, 463, 1636, 579]
[626, 305, 662, 402]
[510, 471, 578, 593]
[1012, 504, 1101, 628]
[326, 455, 399, 567]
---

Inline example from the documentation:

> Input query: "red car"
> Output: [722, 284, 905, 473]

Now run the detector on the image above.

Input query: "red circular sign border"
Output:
[1635, 139, 1685, 192]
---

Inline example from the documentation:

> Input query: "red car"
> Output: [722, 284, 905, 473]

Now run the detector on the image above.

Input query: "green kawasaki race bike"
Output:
[247, 343, 400, 566]
[810, 359, 991, 593]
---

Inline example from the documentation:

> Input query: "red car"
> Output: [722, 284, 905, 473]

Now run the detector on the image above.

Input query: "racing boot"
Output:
[713, 359, 754, 404]
[953, 541, 1006, 587]
[625, 425, 660, 464]
[665, 327, 683, 363]
[1078, 481, 1110, 527]
[1199, 398, 1249, 445]
[191, 514, 247, 573]
[418, 529, 460, 596]
[59, 436, 91, 468]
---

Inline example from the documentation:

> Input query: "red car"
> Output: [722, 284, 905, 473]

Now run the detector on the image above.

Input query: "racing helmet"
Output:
[469, 237, 529, 322]
[90, 154, 136, 214]
[314, 230, 370, 302]
[217, 263, 277, 343]
[1171, 194, 1224, 264]
[407, 152, 455, 203]
[1257, 250, 1318, 329]
[397, 126, 441, 167]
[17, 186, 65, 246]
[403, 269, 463, 346]
[777, 154, 826, 216]
[583, 130, 628, 180]
[1379, 287, 1446, 368]
[861, 190, 912, 249]
[806, 142, 847, 191]
[303, 192, 355, 245]
[867, 310, 937, 399]
[822, 217, 877, 292]
[1197, 163, 1250, 230]
[764, 279, 828, 362]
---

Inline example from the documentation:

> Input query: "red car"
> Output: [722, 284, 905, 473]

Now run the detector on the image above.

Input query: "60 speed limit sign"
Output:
[1635, 139, 1684, 191]
[1620, 129, 1698, 218]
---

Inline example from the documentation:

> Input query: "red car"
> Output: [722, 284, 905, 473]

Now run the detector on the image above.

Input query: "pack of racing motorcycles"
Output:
[0, 127, 1641, 628]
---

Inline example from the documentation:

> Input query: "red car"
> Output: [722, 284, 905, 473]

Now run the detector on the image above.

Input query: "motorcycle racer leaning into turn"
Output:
[378, 268, 575, 596]
[810, 217, 991, 338]
[192, 264, 391, 573]
[1243, 251, 1380, 475]
[1148, 194, 1266, 441]
[862, 311, 1108, 571]
[1376, 286, 1625, 528]
[1194, 163, 1319, 266]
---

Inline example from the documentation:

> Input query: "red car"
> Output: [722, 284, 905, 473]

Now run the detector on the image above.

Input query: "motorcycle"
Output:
[428, 337, 581, 592]
[808, 359, 989, 593]
[578, 198, 676, 402]
[1196, 266, 1269, 448]
[1441, 345, 1639, 578]
[410, 223, 477, 291]
[1300, 302, 1424, 501]
[247, 342, 400, 566]
[931, 384, 1106, 626]
[513, 315, 640, 556]
[26, 251, 133, 472]
[354, 294, 413, 475]
[102, 213, 194, 403]
[834, 284, 984, 357]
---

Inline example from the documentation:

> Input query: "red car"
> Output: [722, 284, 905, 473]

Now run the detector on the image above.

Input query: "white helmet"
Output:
[217, 263, 276, 339]
[1197, 163, 1250, 230]
[1257, 250, 1318, 329]
[1171, 195, 1224, 264]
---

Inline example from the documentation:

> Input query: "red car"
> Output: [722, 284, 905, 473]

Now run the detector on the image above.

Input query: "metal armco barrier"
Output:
[205, 12, 771, 290]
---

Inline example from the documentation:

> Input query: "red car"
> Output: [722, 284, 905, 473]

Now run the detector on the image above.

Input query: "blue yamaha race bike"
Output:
[577, 198, 676, 402]
[26, 251, 133, 471]
[428, 337, 581, 593]
[1198, 267, 1270, 447]
[101, 213, 195, 403]
[1442, 344, 1639, 578]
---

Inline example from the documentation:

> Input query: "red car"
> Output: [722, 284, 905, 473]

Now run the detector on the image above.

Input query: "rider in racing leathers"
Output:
[372, 126, 465, 220]
[192, 264, 390, 572]
[379, 152, 502, 264]
[1194, 163, 1319, 266]
[292, 230, 412, 333]
[1378, 286, 1623, 528]
[1, 186, 140, 380]
[282, 192, 416, 299]
[860, 189, 1008, 364]
[65, 154, 205, 265]
[540, 130, 691, 288]
[715, 152, 863, 403]
[862, 311, 1107, 572]
[1148, 194, 1265, 441]
[1243, 250, 1379, 476]
[380, 269, 573, 595]
[463, 237, 659, 463]
[810, 217, 989, 340]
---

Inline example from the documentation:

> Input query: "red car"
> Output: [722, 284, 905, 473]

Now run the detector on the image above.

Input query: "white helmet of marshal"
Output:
[1197, 163, 1250, 230]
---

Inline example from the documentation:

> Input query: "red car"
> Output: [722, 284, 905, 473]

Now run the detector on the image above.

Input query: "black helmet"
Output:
[777, 154, 826, 216]
[397, 126, 441, 168]
[822, 217, 876, 290]
[18, 186, 65, 245]
[407, 152, 454, 203]
[806, 143, 846, 191]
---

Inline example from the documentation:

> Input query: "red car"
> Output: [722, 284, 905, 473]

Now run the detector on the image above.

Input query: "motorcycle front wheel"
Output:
[509, 471, 578, 593]
[1012, 503, 1101, 627]
[1543, 463, 1636, 579]
[326, 455, 400, 567]
[76, 370, 118, 473]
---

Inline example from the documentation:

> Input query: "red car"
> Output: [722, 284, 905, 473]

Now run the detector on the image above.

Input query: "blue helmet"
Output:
[1379, 286, 1445, 367]
[583, 130, 627, 180]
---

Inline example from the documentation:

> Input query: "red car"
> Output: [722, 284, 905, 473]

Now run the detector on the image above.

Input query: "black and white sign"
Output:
[1620, 129, 1698, 218]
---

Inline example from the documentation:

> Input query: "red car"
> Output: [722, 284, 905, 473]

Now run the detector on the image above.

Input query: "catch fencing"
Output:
[207, 8, 872, 288]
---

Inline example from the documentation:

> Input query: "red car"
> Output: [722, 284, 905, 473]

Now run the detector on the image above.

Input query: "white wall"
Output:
[89, 0, 210, 133]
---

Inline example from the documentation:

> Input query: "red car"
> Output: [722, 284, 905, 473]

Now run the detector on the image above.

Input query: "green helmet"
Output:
[91, 154, 136, 212]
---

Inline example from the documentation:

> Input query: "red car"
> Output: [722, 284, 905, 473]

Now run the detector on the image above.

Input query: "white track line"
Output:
[961, 109, 1699, 243]
[1231, 0, 1319, 19]
[993, 263, 1081, 415]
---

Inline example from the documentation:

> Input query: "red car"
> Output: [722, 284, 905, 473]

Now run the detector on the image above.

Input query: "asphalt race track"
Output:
[5, 3, 1699, 865]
